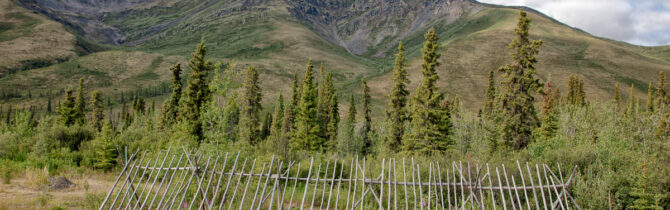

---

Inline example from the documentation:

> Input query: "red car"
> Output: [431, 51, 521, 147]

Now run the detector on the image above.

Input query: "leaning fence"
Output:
[99, 147, 580, 209]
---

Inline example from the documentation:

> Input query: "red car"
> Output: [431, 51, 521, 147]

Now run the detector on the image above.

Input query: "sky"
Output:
[477, 0, 670, 46]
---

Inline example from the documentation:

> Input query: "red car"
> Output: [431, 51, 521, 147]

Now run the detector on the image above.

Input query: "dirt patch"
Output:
[49, 176, 75, 190]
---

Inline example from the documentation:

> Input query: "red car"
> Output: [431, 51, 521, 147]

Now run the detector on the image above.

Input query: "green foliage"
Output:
[498, 10, 543, 150]
[483, 70, 496, 116]
[317, 68, 338, 148]
[269, 94, 287, 158]
[293, 60, 324, 152]
[655, 71, 668, 109]
[180, 41, 213, 141]
[90, 91, 104, 131]
[239, 66, 262, 145]
[361, 79, 373, 155]
[403, 28, 453, 155]
[84, 122, 117, 171]
[647, 82, 655, 113]
[567, 75, 586, 106]
[222, 96, 240, 142]
[160, 64, 183, 127]
[260, 111, 272, 141]
[132, 96, 146, 114]
[58, 89, 77, 126]
[385, 42, 409, 152]
[537, 82, 559, 139]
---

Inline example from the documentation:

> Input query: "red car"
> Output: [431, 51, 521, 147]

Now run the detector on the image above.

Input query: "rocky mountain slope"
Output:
[2, 0, 670, 113]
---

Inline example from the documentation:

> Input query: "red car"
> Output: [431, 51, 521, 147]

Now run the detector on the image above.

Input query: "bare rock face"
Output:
[287, 0, 483, 57]
[48, 176, 75, 190]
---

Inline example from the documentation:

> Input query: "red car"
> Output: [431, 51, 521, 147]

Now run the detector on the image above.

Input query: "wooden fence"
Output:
[99, 147, 580, 209]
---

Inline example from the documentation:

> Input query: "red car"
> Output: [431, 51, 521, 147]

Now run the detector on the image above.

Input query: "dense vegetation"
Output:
[1, 9, 669, 209]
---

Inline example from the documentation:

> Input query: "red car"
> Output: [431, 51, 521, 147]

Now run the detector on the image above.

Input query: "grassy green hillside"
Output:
[0, 0, 79, 77]
[2, 0, 669, 118]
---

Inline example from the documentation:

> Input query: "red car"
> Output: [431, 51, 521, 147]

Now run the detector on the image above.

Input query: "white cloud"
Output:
[477, 0, 670, 46]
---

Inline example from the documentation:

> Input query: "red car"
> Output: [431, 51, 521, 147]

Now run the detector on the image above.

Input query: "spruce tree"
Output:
[59, 89, 77, 126]
[483, 70, 496, 115]
[647, 82, 655, 113]
[92, 122, 117, 171]
[133, 96, 145, 114]
[386, 42, 409, 152]
[361, 79, 373, 155]
[404, 28, 453, 154]
[567, 75, 586, 106]
[346, 94, 357, 142]
[160, 64, 183, 127]
[537, 82, 558, 139]
[655, 71, 667, 108]
[239, 66, 263, 145]
[270, 94, 285, 152]
[326, 91, 339, 150]
[293, 60, 323, 151]
[222, 97, 240, 142]
[74, 78, 86, 125]
[317, 68, 337, 143]
[497, 9, 543, 150]
[90, 91, 104, 131]
[180, 40, 213, 141]
[260, 112, 272, 141]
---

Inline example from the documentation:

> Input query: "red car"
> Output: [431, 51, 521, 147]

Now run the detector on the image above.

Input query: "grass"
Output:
[0, 0, 79, 77]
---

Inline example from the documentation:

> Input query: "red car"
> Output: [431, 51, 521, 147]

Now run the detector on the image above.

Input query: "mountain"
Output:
[1, 0, 669, 114]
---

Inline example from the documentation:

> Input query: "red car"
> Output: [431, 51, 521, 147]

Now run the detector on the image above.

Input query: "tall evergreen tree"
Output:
[361, 79, 373, 155]
[59, 89, 77, 126]
[270, 95, 285, 150]
[260, 112, 272, 141]
[181, 41, 213, 141]
[655, 71, 667, 108]
[647, 82, 655, 113]
[74, 78, 86, 125]
[239, 66, 263, 145]
[160, 64, 183, 127]
[347, 94, 357, 140]
[317, 69, 337, 142]
[483, 70, 497, 115]
[567, 75, 586, 106]
[497, 9, 543, 150]
[293, 60, 323, 151]
[90, 91, 104, 131]
[537, 82, 558, 139]
[386, 42, 410, 152]
[403, 28, 453, 155]
[326, 91, 339, 150]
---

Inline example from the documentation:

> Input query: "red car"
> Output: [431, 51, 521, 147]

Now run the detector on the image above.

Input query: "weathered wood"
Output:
[101, 148, 583, 210]
[99, 150, 138, 210]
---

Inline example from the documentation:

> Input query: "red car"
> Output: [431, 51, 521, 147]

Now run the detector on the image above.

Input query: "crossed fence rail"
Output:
[99, 147, 580, 210]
